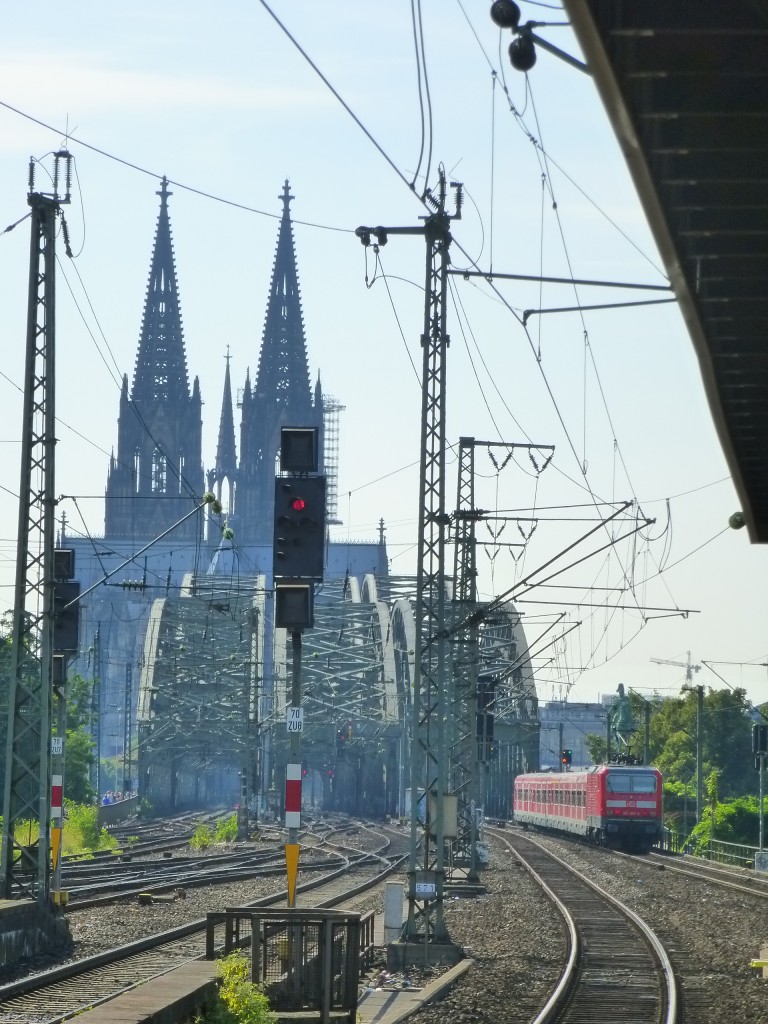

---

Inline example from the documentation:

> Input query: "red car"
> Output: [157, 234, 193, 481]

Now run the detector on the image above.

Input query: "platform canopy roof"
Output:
[563, 0, 768, 542]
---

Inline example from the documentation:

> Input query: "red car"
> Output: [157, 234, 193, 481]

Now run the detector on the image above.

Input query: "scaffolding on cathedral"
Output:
[323, 396, 345, 526]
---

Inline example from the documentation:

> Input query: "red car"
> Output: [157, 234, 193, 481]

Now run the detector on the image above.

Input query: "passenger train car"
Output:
[513, 764, 663, 852]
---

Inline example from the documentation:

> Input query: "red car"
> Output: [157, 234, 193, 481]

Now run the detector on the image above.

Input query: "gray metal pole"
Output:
[644, 703, 651, 766]
[605, 715, 611, 764]
[94, 626, 102, 799]
[760, 755, 765, 853]
[1, 165, 66, 902]
[696, 685, 704, 825]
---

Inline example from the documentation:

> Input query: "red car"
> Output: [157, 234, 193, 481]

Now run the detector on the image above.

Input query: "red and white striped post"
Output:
[285, 764, 302, 830]
[285, 762, 302, 907]
[50, 773, 63, 895]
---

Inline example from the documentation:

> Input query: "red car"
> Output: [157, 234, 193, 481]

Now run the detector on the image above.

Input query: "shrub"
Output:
[214, 814, 239, 844]
[64, 802, 118, 855]
[1, 805, 116, 861]
[190, 821, 214, 850]
[204, 951, 275, 1024]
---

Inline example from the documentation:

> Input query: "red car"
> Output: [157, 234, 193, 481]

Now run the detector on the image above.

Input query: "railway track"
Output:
[59, 818, 375, 909]
[489, 830, 678, 1024]
[645, 850, 768, 898]
[63, 845, 340, 909]
[0, 827, 401, 1023]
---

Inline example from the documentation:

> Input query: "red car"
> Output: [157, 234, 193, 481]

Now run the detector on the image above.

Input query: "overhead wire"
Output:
[369, 250, 421, 385]
[255, 2, 413, 196]
[409, 0, 429, 192]
[0, 100, 352, 234]
[1, 7, 726, 698]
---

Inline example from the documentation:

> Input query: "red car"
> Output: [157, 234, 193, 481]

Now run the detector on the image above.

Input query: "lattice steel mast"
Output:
[1, 152, 71, 902]
[357, 168, 462, 952]
[450, 438, 482, 882]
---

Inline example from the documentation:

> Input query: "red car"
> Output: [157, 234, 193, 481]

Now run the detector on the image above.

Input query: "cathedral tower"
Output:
[105, 179, 204, 541]
[210, 348, 237, 515]
[236, 182, 324, 543]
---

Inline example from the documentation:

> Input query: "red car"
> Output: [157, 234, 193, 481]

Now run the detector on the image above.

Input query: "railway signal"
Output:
[752, 723, 768, 755]
[561, 749, 573, 768]
[336, 725, 347, 759]
[273, 475, 326, 580]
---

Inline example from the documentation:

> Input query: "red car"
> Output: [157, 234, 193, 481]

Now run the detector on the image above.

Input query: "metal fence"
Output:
[207, 907, 375, 1024]
[660, 828, 763, 868]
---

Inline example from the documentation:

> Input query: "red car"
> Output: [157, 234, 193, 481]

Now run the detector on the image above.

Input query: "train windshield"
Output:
[606, 772, 657, 794]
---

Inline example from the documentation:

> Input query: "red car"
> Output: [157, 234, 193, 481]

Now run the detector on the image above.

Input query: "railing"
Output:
[660, 828, 763, 868]
[706, 837, 760, 868]
[206, 907, 372, 1024]
[97, 795, 139, 826]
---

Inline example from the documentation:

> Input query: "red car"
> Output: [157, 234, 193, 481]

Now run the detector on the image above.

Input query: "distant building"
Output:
[538, 699, 612, 770]
[62, 179, 384, 792]
[59, 177, 535, 814]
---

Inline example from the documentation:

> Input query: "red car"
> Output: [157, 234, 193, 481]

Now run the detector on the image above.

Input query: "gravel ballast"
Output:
[412, 830, 768, 1023]
[4, 827, 768, 1022]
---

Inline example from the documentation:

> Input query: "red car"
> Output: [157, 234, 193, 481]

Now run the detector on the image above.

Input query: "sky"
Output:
[0, 1, 766, 711]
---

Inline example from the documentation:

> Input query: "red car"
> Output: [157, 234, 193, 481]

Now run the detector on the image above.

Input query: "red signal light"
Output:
[291, 497, 306, 512]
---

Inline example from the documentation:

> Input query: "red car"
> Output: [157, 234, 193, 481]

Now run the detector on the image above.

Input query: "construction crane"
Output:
[650, 651, 701, 685]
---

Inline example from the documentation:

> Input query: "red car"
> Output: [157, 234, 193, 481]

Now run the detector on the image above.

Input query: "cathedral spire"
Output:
[237, 182, 323, 543]
[104, 178, 203, 541]
[132, 177, 190, 404]
[214, 348, 237, 499]
[253, 180, 311, 406]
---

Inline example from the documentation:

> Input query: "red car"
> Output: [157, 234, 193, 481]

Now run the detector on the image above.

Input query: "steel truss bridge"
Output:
[136, 572, 540, 828]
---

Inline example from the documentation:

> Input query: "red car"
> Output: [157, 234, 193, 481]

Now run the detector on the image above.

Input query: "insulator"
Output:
[453, 183, 464, 217]
[61, 217, 73, 258]
[490, 1, 521, 30]
[424, 188, 440, 211]
[28, 159, 35, 194]
[509, 35, 537, 71]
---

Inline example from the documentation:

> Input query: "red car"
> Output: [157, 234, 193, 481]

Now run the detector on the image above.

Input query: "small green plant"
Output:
[203, 951, 275, 1024]
[214, 813, 239, 844]
[64, 801, 118, 855]
[138, 796, 153, 818]
[190, 821, 214, 850]
[13, 818, 41, 849]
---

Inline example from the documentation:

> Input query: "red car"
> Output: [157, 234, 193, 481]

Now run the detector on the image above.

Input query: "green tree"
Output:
[587, 687, 758, 822]
[53, 673, 97, 804]
[702, 688, 754, 797]
[585, 733, 607, 764]
[64, 730, 95, 804]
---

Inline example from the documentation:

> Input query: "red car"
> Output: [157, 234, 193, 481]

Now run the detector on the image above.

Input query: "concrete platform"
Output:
[0, 898, 71, 966]
[62, 903, 473, 1024]
[363, 900, 472, 1021]
[357, 960, 472, 1024]
[72, 961, 218, 1024]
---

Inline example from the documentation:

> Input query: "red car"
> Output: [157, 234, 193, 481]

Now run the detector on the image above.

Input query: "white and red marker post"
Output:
[285, 630, 304, 907]
[50, 770, 63, 897]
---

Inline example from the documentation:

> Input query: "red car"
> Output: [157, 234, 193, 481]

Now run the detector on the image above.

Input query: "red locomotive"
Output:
[513, 763, 663, 853]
